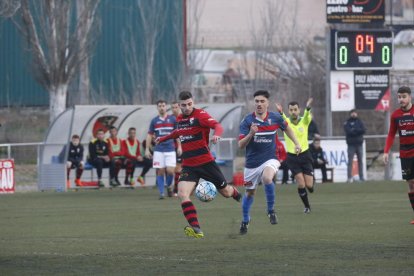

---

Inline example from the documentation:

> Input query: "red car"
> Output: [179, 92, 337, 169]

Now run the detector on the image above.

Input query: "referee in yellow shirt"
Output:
[276, 98, 314, 214]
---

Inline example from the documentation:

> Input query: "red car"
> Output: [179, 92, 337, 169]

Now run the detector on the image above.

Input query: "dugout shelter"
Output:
[38, 104, 244, 191]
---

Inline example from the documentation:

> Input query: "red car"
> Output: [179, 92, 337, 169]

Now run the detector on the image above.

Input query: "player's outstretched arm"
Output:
[383, 115, 397, 164]
[306, 98, 313, 108]
[275, 103, 283, 114]
[284, 125, 302, 154]
[145, 134, 153, 159]
[383, 153, 389, 164]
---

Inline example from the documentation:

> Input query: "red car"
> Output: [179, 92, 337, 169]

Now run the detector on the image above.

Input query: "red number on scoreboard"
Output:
[355, 34, 375, 54]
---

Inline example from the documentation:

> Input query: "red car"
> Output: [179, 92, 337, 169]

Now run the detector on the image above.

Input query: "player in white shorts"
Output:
[152, 151, 176, 169]
[238, 90, 301, 234]
[243, 159, 281, 190]
[146, 100, 182, 199]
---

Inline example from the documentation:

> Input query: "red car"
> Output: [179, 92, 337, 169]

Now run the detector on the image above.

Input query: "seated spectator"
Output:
[136, 139, 154, 186]
[60, 134, 84, 187]
[309, 137, 328, 183]
[88, 128, 110, 187]
[107, 126, 125, 187]
[123, 127, 143, 186]
[275, 135, 290, 184]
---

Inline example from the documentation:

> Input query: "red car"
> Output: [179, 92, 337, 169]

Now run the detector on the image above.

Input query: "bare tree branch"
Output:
[0, 0, 20, 18]
[13, 0, 100, 123]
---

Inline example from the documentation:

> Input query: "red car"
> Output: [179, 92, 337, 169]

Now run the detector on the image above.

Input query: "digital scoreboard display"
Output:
[335, 30, 393, 70]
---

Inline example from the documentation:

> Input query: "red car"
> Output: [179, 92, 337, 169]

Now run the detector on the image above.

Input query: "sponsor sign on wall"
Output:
[319, 140, 366, 182]
[0, 159, 15, 194]
[327, 0, 385, 24]
[330, 71, 355, 111]
[354, 70, 390, 110]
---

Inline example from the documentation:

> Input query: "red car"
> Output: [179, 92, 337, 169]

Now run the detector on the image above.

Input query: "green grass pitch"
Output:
[1, 181, 413, 275]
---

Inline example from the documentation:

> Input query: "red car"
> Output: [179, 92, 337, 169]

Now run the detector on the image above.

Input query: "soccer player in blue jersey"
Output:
[145, 100, 182, 199]
[238, 90, 301, 234]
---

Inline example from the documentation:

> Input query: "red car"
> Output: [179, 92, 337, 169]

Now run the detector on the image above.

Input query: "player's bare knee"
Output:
[178, 191, 191, 201]
[262, 176, 274, 185]
[246, 189, 256, 197]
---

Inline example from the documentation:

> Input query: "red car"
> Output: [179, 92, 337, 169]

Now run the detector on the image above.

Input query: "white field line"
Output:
[23, 251, 200, 262]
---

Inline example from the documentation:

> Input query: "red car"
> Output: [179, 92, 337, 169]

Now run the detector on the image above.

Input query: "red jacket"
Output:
[275, 136, 287, 162]
[107, 137, 125, 159]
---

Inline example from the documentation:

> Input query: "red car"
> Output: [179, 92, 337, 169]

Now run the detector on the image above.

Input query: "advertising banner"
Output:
[0, 159, 15, 194]
[330, 71, 355, 111]
[320, 140, 366, 182]
[354, 70, 390, 111]
[327, 0, 385, 24]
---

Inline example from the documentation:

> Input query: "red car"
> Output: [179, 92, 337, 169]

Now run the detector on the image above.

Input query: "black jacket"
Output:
[308, 120, 320, 140]
[88, 139, 109, 161]
[309, 143, 326, 166]
[59, 142, 84, 163]
[343, 117, 366, 145]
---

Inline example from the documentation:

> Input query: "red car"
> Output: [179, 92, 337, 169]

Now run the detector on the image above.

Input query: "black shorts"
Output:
[179, 161, 227, 190]
[400, 156, 414, 180]
[286, 150, 314, 177]
[69, 160, 83, 169]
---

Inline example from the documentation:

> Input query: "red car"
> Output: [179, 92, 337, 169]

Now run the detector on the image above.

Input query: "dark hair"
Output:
[397, 86, 411, 95]
[313, 137, 321, 142]
[109, 126, 117, 131]
[171, 101, 178, 105]
[253, 90, 270, 99]
[288, 101, 299, 107]
[349, 109, 357, 114]
[72, 134, 80, 139]
[128, 127, 136, 132]
[156, 99, 166, 105]
[179, 91, 193, 101]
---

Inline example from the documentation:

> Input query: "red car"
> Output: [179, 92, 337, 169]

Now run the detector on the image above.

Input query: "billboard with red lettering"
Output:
[0, 159, 15, 194]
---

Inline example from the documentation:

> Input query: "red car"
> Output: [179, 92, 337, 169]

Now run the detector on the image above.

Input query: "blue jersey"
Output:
[239, 112, 287, 168]
[148, 115, 176, 152]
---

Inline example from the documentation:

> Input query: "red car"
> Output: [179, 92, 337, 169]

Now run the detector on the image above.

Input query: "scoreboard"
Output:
[335, 30, 393, 70]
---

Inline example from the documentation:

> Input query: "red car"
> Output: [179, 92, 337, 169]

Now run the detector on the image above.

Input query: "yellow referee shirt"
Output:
[282, 109, 312, 154]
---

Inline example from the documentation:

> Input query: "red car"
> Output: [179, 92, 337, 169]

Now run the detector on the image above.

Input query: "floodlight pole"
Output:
[325, 26, 333, 136]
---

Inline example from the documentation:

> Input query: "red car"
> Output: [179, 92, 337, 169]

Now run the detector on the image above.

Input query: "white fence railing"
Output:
[0, 135, 399, 190]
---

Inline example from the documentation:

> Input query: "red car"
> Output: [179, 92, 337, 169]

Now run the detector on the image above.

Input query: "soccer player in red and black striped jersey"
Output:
[383, 86, 414, 225]
[156, 91, 241, 238]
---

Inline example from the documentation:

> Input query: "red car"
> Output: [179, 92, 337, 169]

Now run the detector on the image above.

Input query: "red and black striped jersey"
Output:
[384, 105, 414, 158]
[158, 108, 223, 167]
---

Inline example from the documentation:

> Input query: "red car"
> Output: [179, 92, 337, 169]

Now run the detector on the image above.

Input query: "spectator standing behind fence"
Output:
[343, 109, 366, 183]
[107, 126, 124, 187]
[60, 134, 84, 188]
[123, 127, 143, 186]
[88, 129, 110, 188]
[309, 137, 328, 183]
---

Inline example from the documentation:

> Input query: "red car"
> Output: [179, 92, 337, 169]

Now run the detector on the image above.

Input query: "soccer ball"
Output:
[195, 181, 217, 202]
